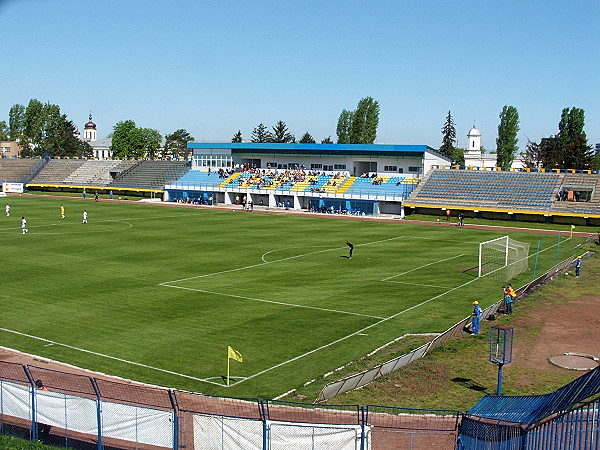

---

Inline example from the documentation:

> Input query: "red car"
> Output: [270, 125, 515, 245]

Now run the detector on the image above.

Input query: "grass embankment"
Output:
[0, 435, 58, 449]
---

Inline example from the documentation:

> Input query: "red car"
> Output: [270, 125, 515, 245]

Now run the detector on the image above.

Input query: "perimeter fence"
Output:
[0, 361, 460, 449]
[316, 250, 592, 402]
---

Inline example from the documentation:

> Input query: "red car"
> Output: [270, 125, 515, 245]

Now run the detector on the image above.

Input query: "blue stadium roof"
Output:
[188, 142, 440, 156]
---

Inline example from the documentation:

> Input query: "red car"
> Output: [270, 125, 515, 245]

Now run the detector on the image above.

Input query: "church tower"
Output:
[467, 125, 481, 154]
[83, 113, 97, 142]
[463, 125, 482, 165]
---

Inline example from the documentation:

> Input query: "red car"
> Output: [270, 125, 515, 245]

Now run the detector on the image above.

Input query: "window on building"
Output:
[408, 166, 420, 173]
[324, 165, 334, 171]
[3, 147, 10, 153]
[398, 168, 404, 173]
[266, 162, 277, 169]
[383, 165, 397, 172]
[334, 164, 346, 170]
[311, 163, 323, 169]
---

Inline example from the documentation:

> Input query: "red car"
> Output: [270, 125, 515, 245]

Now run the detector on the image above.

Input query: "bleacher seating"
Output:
[407, 169, 561, 210]
[171, 170, 226, 189]
[109, 160, 190, 188]
[62, 160, 127, 186]
[0, 158, 43, 183]
[30, 160, 86, 184]
[342, 176, 419, 197]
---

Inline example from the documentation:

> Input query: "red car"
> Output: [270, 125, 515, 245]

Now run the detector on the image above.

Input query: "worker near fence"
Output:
[471, 301, 482, 335]
[575, 256, 583, 278]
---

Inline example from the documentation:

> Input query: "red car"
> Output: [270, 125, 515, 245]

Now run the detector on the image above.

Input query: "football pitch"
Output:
[0, 196, 585, 398]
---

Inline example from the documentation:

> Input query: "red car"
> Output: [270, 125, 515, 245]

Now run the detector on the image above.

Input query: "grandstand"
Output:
[109, 160, 189, 189]
[30, 159, 86, 184]
[404, 168, 600, 223]
[0, 157, 44, 183]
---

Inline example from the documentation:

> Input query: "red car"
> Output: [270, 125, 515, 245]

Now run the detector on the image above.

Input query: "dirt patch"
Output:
[510, 294, 600, 374]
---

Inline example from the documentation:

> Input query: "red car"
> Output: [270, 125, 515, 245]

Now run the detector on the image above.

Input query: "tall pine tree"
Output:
[439, 111, 456, 157]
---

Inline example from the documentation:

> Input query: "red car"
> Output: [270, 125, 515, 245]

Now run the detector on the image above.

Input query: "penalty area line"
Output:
[160, 284, 385, 319]
[0, 327, 226, 387]
[381, 254, 466, 282]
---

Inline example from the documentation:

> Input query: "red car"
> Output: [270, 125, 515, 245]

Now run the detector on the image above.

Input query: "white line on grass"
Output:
[381, 254, 466, 281]
[385, 281, 455, 289]
[161, 235, 407, 285]
[160, 284, 385, 319]
[230, 236, 575, 386]
[0, 328, 227, 387]
[0, 220, 133, 235]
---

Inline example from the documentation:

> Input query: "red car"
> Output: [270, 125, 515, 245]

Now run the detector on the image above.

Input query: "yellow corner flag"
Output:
[571, 224, 575, 230]
[228, 346, 243, 363]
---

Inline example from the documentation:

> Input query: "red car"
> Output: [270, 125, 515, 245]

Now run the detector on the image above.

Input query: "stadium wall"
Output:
[0, 361, 459, 449]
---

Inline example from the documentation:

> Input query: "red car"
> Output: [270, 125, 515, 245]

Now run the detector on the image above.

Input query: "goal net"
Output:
[479, 236, 530, 280]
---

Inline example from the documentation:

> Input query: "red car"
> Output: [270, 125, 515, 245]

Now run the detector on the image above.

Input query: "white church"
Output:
[463, 125, 525, 170]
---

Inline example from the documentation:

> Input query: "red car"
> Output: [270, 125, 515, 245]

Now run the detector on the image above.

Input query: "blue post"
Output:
[532, 239, 541, 281]
[259, 400, 268, 450]
[90, 378, 102, 450]
[23, 367, 37, 441]
[360, 405, 367, 450]
[168, 390, 178, 450]
[497, 364, 503, 396]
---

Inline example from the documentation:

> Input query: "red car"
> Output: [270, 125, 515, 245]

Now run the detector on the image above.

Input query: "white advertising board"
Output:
[2, 183, 24, 193]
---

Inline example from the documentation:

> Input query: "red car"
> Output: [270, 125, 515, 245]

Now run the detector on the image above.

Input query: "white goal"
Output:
[478, 235, 530, 280]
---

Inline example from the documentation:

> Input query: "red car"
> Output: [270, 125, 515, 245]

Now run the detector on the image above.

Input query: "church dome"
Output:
[468, 126, 480, 137]
[84, 113, 96, 130]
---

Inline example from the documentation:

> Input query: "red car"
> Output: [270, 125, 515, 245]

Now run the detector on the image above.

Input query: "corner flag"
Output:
[227, 346, 243, 386]
[228, 346, 243, 362]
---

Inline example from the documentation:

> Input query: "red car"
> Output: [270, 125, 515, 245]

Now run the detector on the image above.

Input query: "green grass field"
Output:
[0, 196, 586, 399]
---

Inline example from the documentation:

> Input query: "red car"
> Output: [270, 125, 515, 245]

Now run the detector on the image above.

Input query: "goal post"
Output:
[479, 235, 530, 280]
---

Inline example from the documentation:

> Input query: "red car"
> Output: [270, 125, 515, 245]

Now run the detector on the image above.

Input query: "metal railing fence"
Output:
[0, 362, 460, 449]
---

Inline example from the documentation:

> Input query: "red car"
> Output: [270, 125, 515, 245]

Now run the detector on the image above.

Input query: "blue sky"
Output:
[2, 0, 599, 150]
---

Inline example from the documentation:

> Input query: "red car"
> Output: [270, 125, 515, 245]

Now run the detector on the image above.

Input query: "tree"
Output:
[350, 97, 380, 144]
[0, 121, 8, 140]
[439, 111, 456, 157]
[336, 109, 353, 144]
[140, 128, 163, 158]
[321, 136, 333, 144]
[299, 132, 315, 143]
[231, 130, 243, 143]
[251, 123, 271, 143]
[559, 107, 593, 169]
[21, 99, 45, 155]
[522, 139, 543, 168]
[496, 105, 520, 170]
[110, 120, 137, 158]
[110, 121, 162, 158]
[270, 120, 295, 143]
[8, 104, 25, 141]
[44, 117, 92, 157]
[164, 129, 194, 158]
[539, 107, 593, 169]
[451, 147, 465, 166]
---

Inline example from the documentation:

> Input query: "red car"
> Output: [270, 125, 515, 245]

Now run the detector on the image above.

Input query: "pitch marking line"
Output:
[385, 281, 455, 289]
[0, 327, 227, 387]
[160, 284, 385, 319]
[381, 254, 466, 282]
